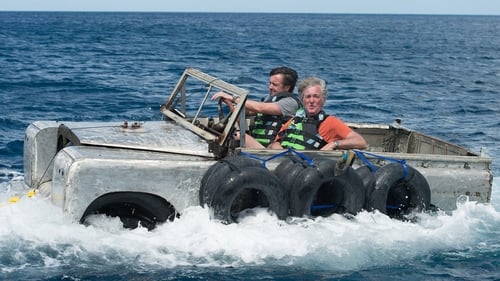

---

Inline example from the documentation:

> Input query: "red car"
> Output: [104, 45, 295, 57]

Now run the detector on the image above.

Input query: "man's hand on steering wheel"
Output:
[211, 91, 237, 132]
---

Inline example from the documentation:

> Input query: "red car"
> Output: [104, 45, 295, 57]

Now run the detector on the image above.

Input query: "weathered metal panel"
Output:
[418, 168, 492, 210]
[24, 121, 61, 188]
[68, 121, 213, 157]
[51, 146, 216, 222]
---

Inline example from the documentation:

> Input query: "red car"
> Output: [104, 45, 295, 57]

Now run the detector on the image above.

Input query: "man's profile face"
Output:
[269, 74, 289, 95]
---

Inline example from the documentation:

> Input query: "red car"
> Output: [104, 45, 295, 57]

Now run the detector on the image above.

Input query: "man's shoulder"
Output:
[321, 115, 352, 130]
[273, 93, 300, 106]
[275, 91, 301, 98]
[277, 99, 300, 117]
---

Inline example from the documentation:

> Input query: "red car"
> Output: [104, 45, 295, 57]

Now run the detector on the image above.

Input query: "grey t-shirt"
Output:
[264, 94, 300, 117]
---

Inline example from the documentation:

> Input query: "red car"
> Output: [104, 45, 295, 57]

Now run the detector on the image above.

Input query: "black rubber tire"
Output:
[366, 163, 431, 218]
[199, 155, 261, 206]
[289, 158, 365, 217]
[313, 157, 337, 177]
[354, 165, 377, 208]
[205, 166, 288, 223]
[274, 156, 310, 195]
[80, 192, 177, 231]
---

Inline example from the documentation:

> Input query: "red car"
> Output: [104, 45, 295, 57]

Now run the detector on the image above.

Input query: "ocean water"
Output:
[0, 12, 499, 280]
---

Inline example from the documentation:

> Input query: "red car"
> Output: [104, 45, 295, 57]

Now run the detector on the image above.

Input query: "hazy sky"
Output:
[1, 0, 499, 15]
[0, 0, 500, 15]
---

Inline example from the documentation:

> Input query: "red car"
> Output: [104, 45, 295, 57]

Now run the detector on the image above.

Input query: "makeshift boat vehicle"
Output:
[23, 68, 493, 230]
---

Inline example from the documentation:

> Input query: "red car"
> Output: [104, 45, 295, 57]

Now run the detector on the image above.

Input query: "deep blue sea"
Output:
[1, 12, 499, 280]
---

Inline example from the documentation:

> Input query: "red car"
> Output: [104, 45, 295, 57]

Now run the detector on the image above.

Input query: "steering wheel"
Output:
[213, 97, 235, 133]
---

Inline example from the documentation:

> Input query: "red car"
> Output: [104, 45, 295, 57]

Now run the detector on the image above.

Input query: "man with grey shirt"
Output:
[212, 66, 300, 146]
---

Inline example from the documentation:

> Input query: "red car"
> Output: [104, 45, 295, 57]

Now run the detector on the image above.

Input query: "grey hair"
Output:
[298, 77, 328, 101]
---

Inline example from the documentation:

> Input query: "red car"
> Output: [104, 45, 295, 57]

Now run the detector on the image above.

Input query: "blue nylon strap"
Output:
[240, 149, 409, 180]
[310, 204, 338, 212]
[286, 148, 314, 166]
[239, 148, 314, 169]
[354, 150, 379, 172]
[238, 151, 268, 168]
[353, 150, 409, 180]
[401, 161, 408, 180]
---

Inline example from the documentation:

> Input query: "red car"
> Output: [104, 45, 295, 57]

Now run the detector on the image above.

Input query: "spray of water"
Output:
[1, 177, 499, 275]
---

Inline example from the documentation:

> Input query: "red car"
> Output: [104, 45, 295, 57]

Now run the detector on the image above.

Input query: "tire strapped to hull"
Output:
[200, 155, 288, 223]
[366, 162, 431, 217]
[199, 155, 261, 206]
[274, 156, 310, 197]
[289, 158, 365, 218]
[354, 165, 377, 203]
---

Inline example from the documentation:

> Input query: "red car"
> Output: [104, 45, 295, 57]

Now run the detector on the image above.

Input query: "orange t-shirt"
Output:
[317, 115, 353, 143]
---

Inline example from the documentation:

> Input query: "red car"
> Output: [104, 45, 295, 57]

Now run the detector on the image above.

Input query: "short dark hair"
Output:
[269, 66, 298, 92]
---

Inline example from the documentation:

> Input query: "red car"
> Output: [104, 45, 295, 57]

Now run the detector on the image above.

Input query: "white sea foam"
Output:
[0, 177, 499, 274]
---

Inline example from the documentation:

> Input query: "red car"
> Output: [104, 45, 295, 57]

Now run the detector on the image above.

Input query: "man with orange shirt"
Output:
[246, 76, 367, 150]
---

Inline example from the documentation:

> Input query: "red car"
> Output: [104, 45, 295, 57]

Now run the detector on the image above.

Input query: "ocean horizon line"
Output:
[1, 10, 499, 17]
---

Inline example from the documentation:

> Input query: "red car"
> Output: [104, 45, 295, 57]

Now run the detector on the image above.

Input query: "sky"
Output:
[0, 0, 499, 15]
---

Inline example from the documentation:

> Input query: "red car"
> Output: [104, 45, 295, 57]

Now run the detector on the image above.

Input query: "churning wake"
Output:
[1, 176, 499, 275]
